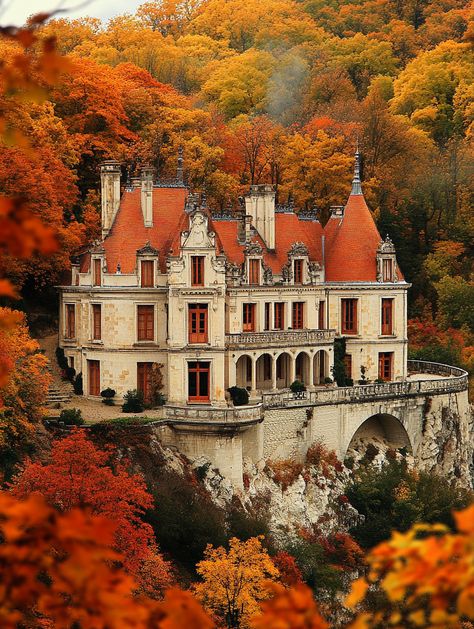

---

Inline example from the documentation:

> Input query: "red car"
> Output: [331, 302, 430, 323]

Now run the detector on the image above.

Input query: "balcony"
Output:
[261, 360, 468, 408]
[164, 403, 263, 425]
[225, 328, 336, 350]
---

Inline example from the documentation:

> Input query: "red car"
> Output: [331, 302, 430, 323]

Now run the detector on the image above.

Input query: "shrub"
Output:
[65, 366, 76, 382]
[100, 388, 116, 399]
[122, 389, 144, 413]
[375, 378, 385, 384]
[55, 347, 68, 370]
[267, 459, 303, 491]
[73, 373, 83, 395]
[59, 408, 83, 426]
[305, 441, 330, 467]
[290, 380, 306, 393]
[102, 398, 115, 406]
[323, 377, 333, 384]
[227, 386, 250, 406]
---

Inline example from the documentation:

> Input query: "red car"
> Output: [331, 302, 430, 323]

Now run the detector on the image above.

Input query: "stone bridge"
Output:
[157, 360, 471, 487]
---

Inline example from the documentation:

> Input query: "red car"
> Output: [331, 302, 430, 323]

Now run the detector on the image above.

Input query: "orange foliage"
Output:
[272, 551, 303, 587]
[11, 429, 173, 598]
[251, 583, 328, 629]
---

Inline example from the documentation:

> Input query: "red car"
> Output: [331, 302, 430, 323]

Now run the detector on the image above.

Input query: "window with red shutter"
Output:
[191, 256, 204, 286]
[292, 302, 304, 329]
[93, 258, 102, 286]
[248, 259, 260, 285]
[274, 303, 284, 330]
[318, 301, 325, 329]
[378, 352, 393, 381]
[264, 303, 271, 330]
[65, 304, 75, 339]
[293, 259, 303, 284]
[381, 298, 393, 335]
[92, 304, 101, 340]
[188, 304, 208, 343]
[137, 305, 154, 341]
[343, 354, 352, 379]
[188, 361, 210, 402]
[88, 360, 100, 396]
[137, 362, 153, 403]
[382, 259, 394, 282]
[141, 260, 154, 287]
[341, 299, 358, 334]
[243, 303, 256, 332]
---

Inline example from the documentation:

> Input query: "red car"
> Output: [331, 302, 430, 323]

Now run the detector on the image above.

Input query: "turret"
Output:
[100, 160, 121, 239]
[244, 184, 275, 250]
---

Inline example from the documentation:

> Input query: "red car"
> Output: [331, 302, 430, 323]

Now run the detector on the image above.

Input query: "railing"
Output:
[225, 329, 336, 349]
[262, 360, 468, 408]
[164, 403, 263, 423]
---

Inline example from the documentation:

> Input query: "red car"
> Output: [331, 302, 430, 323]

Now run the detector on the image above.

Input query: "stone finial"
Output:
[351, 144, 363, 196]
[177, 146, 184, 184]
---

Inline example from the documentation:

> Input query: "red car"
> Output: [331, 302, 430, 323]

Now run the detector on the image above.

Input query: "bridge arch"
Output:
[344, 413, 413, 456]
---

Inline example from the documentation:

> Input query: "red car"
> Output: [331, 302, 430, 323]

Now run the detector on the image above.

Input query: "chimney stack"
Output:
[100, 160, 121, 239]
[141, 165, 154, 227]
[244, 184, 276, 249]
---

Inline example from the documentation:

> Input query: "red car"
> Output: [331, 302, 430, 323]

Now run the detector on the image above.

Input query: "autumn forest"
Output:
[0, 0, 473, 626]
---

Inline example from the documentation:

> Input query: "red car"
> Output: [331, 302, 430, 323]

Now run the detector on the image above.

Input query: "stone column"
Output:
[271, 356, 277, 390]
[290, 354, 296, 385]
[308, 355, 314, 388]
[251, 356, 257, 392]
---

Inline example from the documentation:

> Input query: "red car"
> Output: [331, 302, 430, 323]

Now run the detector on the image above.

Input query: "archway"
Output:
[256, 353, 273, 390]
[276, 352, 291, 388]
[345, 413, 412, 456]
[235, 355, 252, 390]
[313, 350, 329, 385]
[295, 352, 310, 386]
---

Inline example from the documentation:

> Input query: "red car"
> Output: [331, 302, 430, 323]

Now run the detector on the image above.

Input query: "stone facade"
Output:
[58, 155, 471, 487]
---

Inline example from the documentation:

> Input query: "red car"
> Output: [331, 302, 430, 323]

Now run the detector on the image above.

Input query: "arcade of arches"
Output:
[234, 349, 330, 391]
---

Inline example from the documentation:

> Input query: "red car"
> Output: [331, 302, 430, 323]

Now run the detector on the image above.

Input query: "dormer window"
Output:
[293, 259, 303, 284]
[377, 236, 398, 283]
[248, 259, 260, 285]
[141, 260, 154, 287]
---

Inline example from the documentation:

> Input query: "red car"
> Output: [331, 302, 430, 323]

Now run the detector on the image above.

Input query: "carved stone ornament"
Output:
[288, 242, 308, 257]
[211, 256, 226, 274]
[90, 240, 105, 254]
[244, 241, 263, 256]
[166, 256, 185, 274]
[308, 261, 322, 283]
[263, 264, 273, 285]
[225, 261, 244, 286]
[137, 241, 158, 256]
[377, 235, 396, 254]
[182, 210, 214, 249]
[282, 262, 292, 283]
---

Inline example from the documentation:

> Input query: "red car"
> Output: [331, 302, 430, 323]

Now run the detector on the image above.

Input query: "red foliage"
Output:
[272, 551, 303, 587]
[10, 429, 173, 597]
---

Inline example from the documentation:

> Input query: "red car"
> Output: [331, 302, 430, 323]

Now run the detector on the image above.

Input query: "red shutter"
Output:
[137, 306, 154, 341]
[66, 304, 75, 338]
[92, 304, 101, 340]
[88, 360, 100, 396]
[137, 362, 152, 402]
[141, 261, 154, 287]
[191, 256, 204, 286]
[243, 304, 255, 332]
[189, 304, 208, 343]
[381, 299, 393, 335]
[188, 362, 210, 402]
[274, 303, 284, 330]
[342, 299, 357, 334]
[93, 259, 102, 286]
[294, 260, 303, 284]
[292, 302, 304, 329]
[249, 259, 260, 285]
[318, 301, 325, 329]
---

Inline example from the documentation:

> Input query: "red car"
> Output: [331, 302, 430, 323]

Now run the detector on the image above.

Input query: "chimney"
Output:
[100, 160, 121, 239]
[244, 184, 275, 249]
[141, 165, 154, 227]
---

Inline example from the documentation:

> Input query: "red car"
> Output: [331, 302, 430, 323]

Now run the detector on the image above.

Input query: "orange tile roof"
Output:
[102, 187, 188, 273]
[324, 193, 382, 282]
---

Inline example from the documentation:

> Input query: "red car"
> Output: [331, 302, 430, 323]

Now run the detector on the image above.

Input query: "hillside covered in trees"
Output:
[0, 0, 472, 373]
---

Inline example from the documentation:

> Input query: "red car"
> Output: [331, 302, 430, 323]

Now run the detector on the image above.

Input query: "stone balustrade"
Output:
[225, 328, 336, 349]
[261, 360, 468, 408]
[164, 403, 263, 424]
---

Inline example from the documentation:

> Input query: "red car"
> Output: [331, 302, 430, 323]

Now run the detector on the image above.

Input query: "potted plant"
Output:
[100, 388, 116, 406]
[290, 380, 306, 399]
[227, 386, 250, 406]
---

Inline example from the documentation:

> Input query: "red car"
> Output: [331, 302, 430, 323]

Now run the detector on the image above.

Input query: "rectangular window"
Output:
[378, 352, 393, 381]
[294, 259, 303, 284]
[137, 362, 153, 403]
[243, 303, 256, 332]
[264, 302, 271, 331]
[191, 256, 204, 286]
[292, 302, 304, 329]
[137, 305, 154, 341]
[248, 259, 260, 285]
[188, 304, 208, 343]
[343, 354, 352, 379]
[141, 260, 154, 287]
[93, 258, 102, 287]
[381, 298, 394, 335]
[92, 304, 101, 340]
[274, 303, 284, 330]
[65, 304, 75, 339]
[188, 361, 210, 402]
[383, 259, 393, 282]
[318, 301, 325, 329]
[341, 299, 358, 334]
[88, 360, 100, 396]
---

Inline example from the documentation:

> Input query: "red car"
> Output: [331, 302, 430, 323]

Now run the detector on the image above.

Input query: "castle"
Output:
[58, 153, 470, 486]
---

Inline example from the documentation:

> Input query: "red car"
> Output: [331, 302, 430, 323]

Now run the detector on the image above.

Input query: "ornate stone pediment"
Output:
[137, 241, 158, 256]
[288, 242, 308, 257]
[225, 261, 244, 286]
[244, 241, 263, 256]
[181, 210, 215, 249]
[308, 261, 322, 284]
[282, 261, 292, 283]
[90, 240, 105, 254]
[377, 235, 396, 254]
[166, 255, 185, 274]
[263, 264, 273, 285]
[211, 255, 226, 274]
